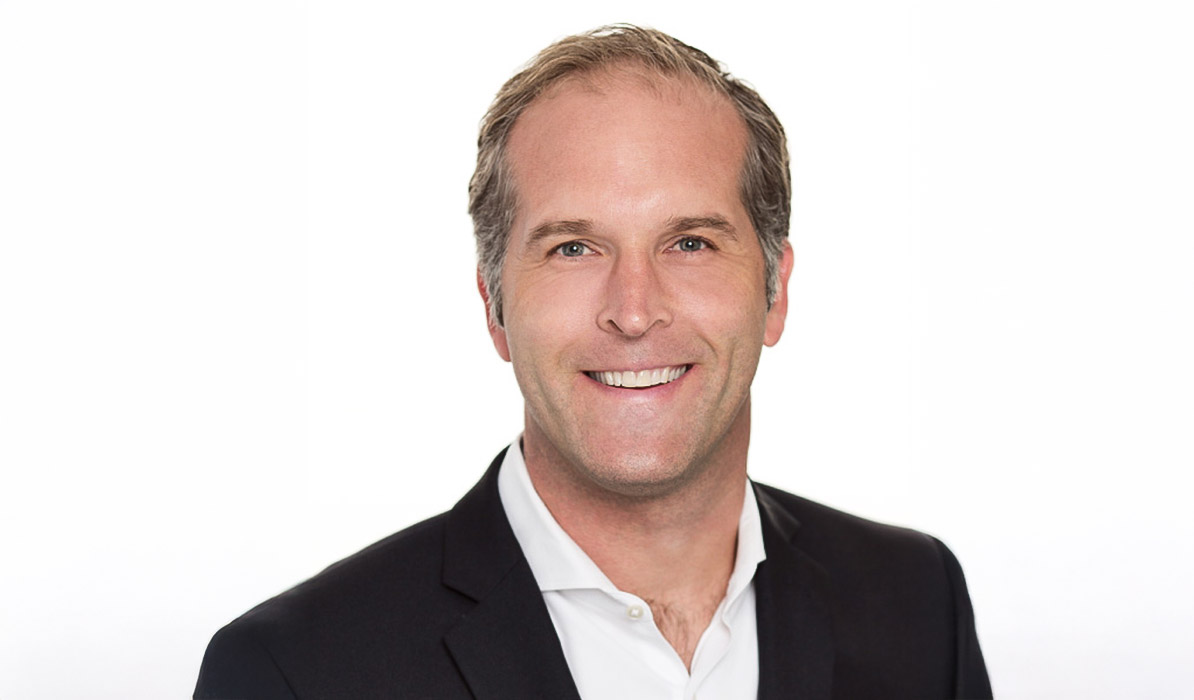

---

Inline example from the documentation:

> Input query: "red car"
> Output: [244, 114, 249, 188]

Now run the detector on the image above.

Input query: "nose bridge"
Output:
[598, 249, 671, 337]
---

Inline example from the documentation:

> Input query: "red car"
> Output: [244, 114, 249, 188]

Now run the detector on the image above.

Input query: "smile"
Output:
[585, 365, 689, 389]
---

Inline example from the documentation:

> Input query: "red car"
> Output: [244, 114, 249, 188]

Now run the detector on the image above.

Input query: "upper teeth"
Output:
[587, 366, 688, 388]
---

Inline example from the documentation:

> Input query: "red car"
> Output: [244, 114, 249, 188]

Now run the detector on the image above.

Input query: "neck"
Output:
[521, 401, 752, 666]
[537, 465, 746, 601]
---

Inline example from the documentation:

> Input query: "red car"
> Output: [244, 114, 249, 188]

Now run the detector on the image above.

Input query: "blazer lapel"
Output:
[437, 456, 834, 700]
[753, 483, 836, 700]
[441, 450, 582, 700]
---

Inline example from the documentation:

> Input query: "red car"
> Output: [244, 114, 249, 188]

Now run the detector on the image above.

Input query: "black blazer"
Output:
[195, 450, 992, 699]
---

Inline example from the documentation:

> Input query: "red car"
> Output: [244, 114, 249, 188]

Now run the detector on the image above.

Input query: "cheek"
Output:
[672, 266, 768, 332]
[503, 273, 600, 368]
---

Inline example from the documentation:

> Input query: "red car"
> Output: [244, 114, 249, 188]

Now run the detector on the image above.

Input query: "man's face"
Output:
[485, 72, 792, 497]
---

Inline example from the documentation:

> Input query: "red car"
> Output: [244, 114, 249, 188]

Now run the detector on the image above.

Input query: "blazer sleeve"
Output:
[933, 537, 994, 699]
[194, 622, 298, 700]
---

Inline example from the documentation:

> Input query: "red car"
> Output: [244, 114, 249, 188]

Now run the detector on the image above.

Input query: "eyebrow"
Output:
[665, 215, 739, 241]
[525, 219, 594, 250]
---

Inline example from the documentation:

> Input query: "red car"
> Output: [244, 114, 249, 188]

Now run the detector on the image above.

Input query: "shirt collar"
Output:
[497, 437, 767, 596]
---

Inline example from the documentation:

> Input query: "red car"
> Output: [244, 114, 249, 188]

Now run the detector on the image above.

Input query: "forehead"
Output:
[504, 70, 748, 215]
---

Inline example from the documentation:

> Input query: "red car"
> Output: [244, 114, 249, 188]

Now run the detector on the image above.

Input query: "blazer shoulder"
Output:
[195, 512, 472, 699]
[754, 482, 945, 559]
[753, 482, 960, 638]
[753, 482, 993, 698]
[239, 511, 452, 628]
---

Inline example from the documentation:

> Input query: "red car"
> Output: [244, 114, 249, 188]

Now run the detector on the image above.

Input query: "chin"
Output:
[569, 441, 710, 499]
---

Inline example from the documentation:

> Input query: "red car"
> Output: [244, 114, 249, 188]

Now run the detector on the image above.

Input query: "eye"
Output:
[554, 241, 592, 258]
[673, 237, 710, 253]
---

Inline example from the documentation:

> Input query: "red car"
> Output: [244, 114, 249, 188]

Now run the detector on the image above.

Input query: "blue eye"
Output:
[556, 242, 590, 257]
[675, 237, 708, 252]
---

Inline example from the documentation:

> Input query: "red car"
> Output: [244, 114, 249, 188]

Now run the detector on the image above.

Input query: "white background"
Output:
[2, 1, 1191, 698]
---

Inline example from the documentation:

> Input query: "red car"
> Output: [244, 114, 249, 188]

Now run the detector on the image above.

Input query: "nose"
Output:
[597, 254, 673, 337]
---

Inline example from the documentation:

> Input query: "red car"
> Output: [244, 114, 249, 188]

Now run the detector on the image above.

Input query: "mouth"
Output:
[584, 365, 690, 389]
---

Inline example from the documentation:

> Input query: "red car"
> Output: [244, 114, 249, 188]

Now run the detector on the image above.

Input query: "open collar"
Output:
[497, 438, 768, 598]
[438, 450, 836, 700]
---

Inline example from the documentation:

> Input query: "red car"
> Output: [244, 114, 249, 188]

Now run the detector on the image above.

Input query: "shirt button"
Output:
[626, 604, 644, 620]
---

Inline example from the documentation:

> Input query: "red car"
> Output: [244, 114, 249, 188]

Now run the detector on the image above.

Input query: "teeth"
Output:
[587, 365, 688, 389]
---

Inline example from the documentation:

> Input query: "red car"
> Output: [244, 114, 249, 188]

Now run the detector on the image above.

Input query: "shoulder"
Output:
[753, 482, 992, 698]
[753, 481, 954, 577]
[195, 512, 472, 699]
[236, 512, 454, 631]
[752, 481, 964, 639]
[196, 453, 517, 698]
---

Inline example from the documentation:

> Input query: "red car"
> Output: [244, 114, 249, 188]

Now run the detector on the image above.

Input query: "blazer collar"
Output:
[753, 482, 837, 700]
[441, 448, 583, 700]
[439, 453, 835, 700]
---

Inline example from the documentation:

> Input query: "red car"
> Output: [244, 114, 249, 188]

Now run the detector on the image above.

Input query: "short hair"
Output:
[468, 24, 790, 326]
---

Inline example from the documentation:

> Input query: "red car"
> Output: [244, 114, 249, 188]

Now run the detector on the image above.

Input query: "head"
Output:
[469, 25, 790, 328]
[469, 26, 794, 499]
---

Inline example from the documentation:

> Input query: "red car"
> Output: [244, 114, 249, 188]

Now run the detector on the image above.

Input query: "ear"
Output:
[477, 268, 511, 362]
[763, 241, 794, 347]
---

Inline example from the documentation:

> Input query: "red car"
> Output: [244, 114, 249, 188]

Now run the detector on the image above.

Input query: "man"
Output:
[196, 25, 992, 699]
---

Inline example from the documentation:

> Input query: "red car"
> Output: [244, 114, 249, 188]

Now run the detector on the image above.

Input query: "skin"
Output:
[480, 68, 793, 669]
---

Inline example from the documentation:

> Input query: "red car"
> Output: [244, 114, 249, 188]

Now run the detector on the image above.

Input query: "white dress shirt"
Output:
[497, 440, 766, 700]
